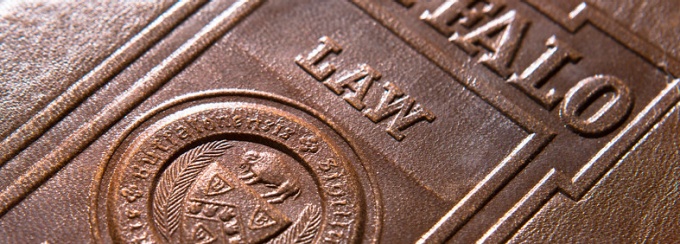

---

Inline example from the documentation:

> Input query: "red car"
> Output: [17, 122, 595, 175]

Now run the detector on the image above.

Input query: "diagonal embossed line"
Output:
[351, 0, 680, 243]
[349, 0, 551, 134]
[418, 133, 554, 244]
[522, 0, 680, 77]
[348, 1, 556, 243]
[0, 0, 265, 218]
[0, 0, 209, 167]
[479, 79, 680, 243]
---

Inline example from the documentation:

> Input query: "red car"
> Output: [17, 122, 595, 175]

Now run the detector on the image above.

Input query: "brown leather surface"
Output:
[0, 0, 677, 243]
[0, 0, 174, 138]
[511, 104, 680, 243]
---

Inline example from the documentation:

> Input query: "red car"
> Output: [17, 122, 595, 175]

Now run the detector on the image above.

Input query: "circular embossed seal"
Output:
[92, 91, 380, 243]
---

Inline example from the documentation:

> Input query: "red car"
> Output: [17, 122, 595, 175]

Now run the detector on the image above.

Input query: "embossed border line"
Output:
[352, 0, 680, 243]
[0, 0, 209, 166]
[522, 0, 680, 77]
[349, 1, 557, 243]
[480, 78, 680, 243]
[88, 90, 384, 243]
[476, 1, 680, 242]
[0, 0, 265, 217]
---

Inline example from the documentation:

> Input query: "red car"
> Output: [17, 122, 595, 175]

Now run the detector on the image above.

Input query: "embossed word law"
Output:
[299, 0, 635, 142]
[296, 37, 437, 141]
[2, 0, 679, 243]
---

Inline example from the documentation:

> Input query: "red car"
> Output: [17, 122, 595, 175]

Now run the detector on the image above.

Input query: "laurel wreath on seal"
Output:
[152, 140, 233, 240]
[269, 204, 322, 244]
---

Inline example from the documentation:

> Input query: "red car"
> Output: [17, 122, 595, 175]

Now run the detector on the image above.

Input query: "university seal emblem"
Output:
[92, 91, 380, 243]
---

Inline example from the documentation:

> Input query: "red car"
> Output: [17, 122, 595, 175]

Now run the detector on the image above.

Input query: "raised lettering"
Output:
[125, 208, 141, 219]
[131, 165, 149, 179]
[333, 211, 352, 217]
[319, 158, 338, 172]
[151, 137, 171, 152]
[450, 10, 529, 77]
[184, 117, 204, 134]
[161, 130, 179, 146]
[508, 36, 582, 109]
[364, 82, 436, 141]
[246, 114, 259, 130]
[327, 182, 346, 197]
[296, 36, 437, 141]
[232, 115, 242, 128]
[278, 126, 295, 140]
[324, 231, 343, 243]
[324, 64, 380, 110]
[421, 0, 504, 35]
[560, 75, 633, 136]
[330, 199, 348, 206]
[140, 156, 158, 166]
[295, 36, 343, 80]
[176, 125, 190, 139]
[202, 117, 215, 131]
[322, 170, 344, 181]
[260, 119, 274, 132]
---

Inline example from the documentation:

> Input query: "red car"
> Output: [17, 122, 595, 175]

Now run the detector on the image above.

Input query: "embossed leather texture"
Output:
[0, 0, 677, 243]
